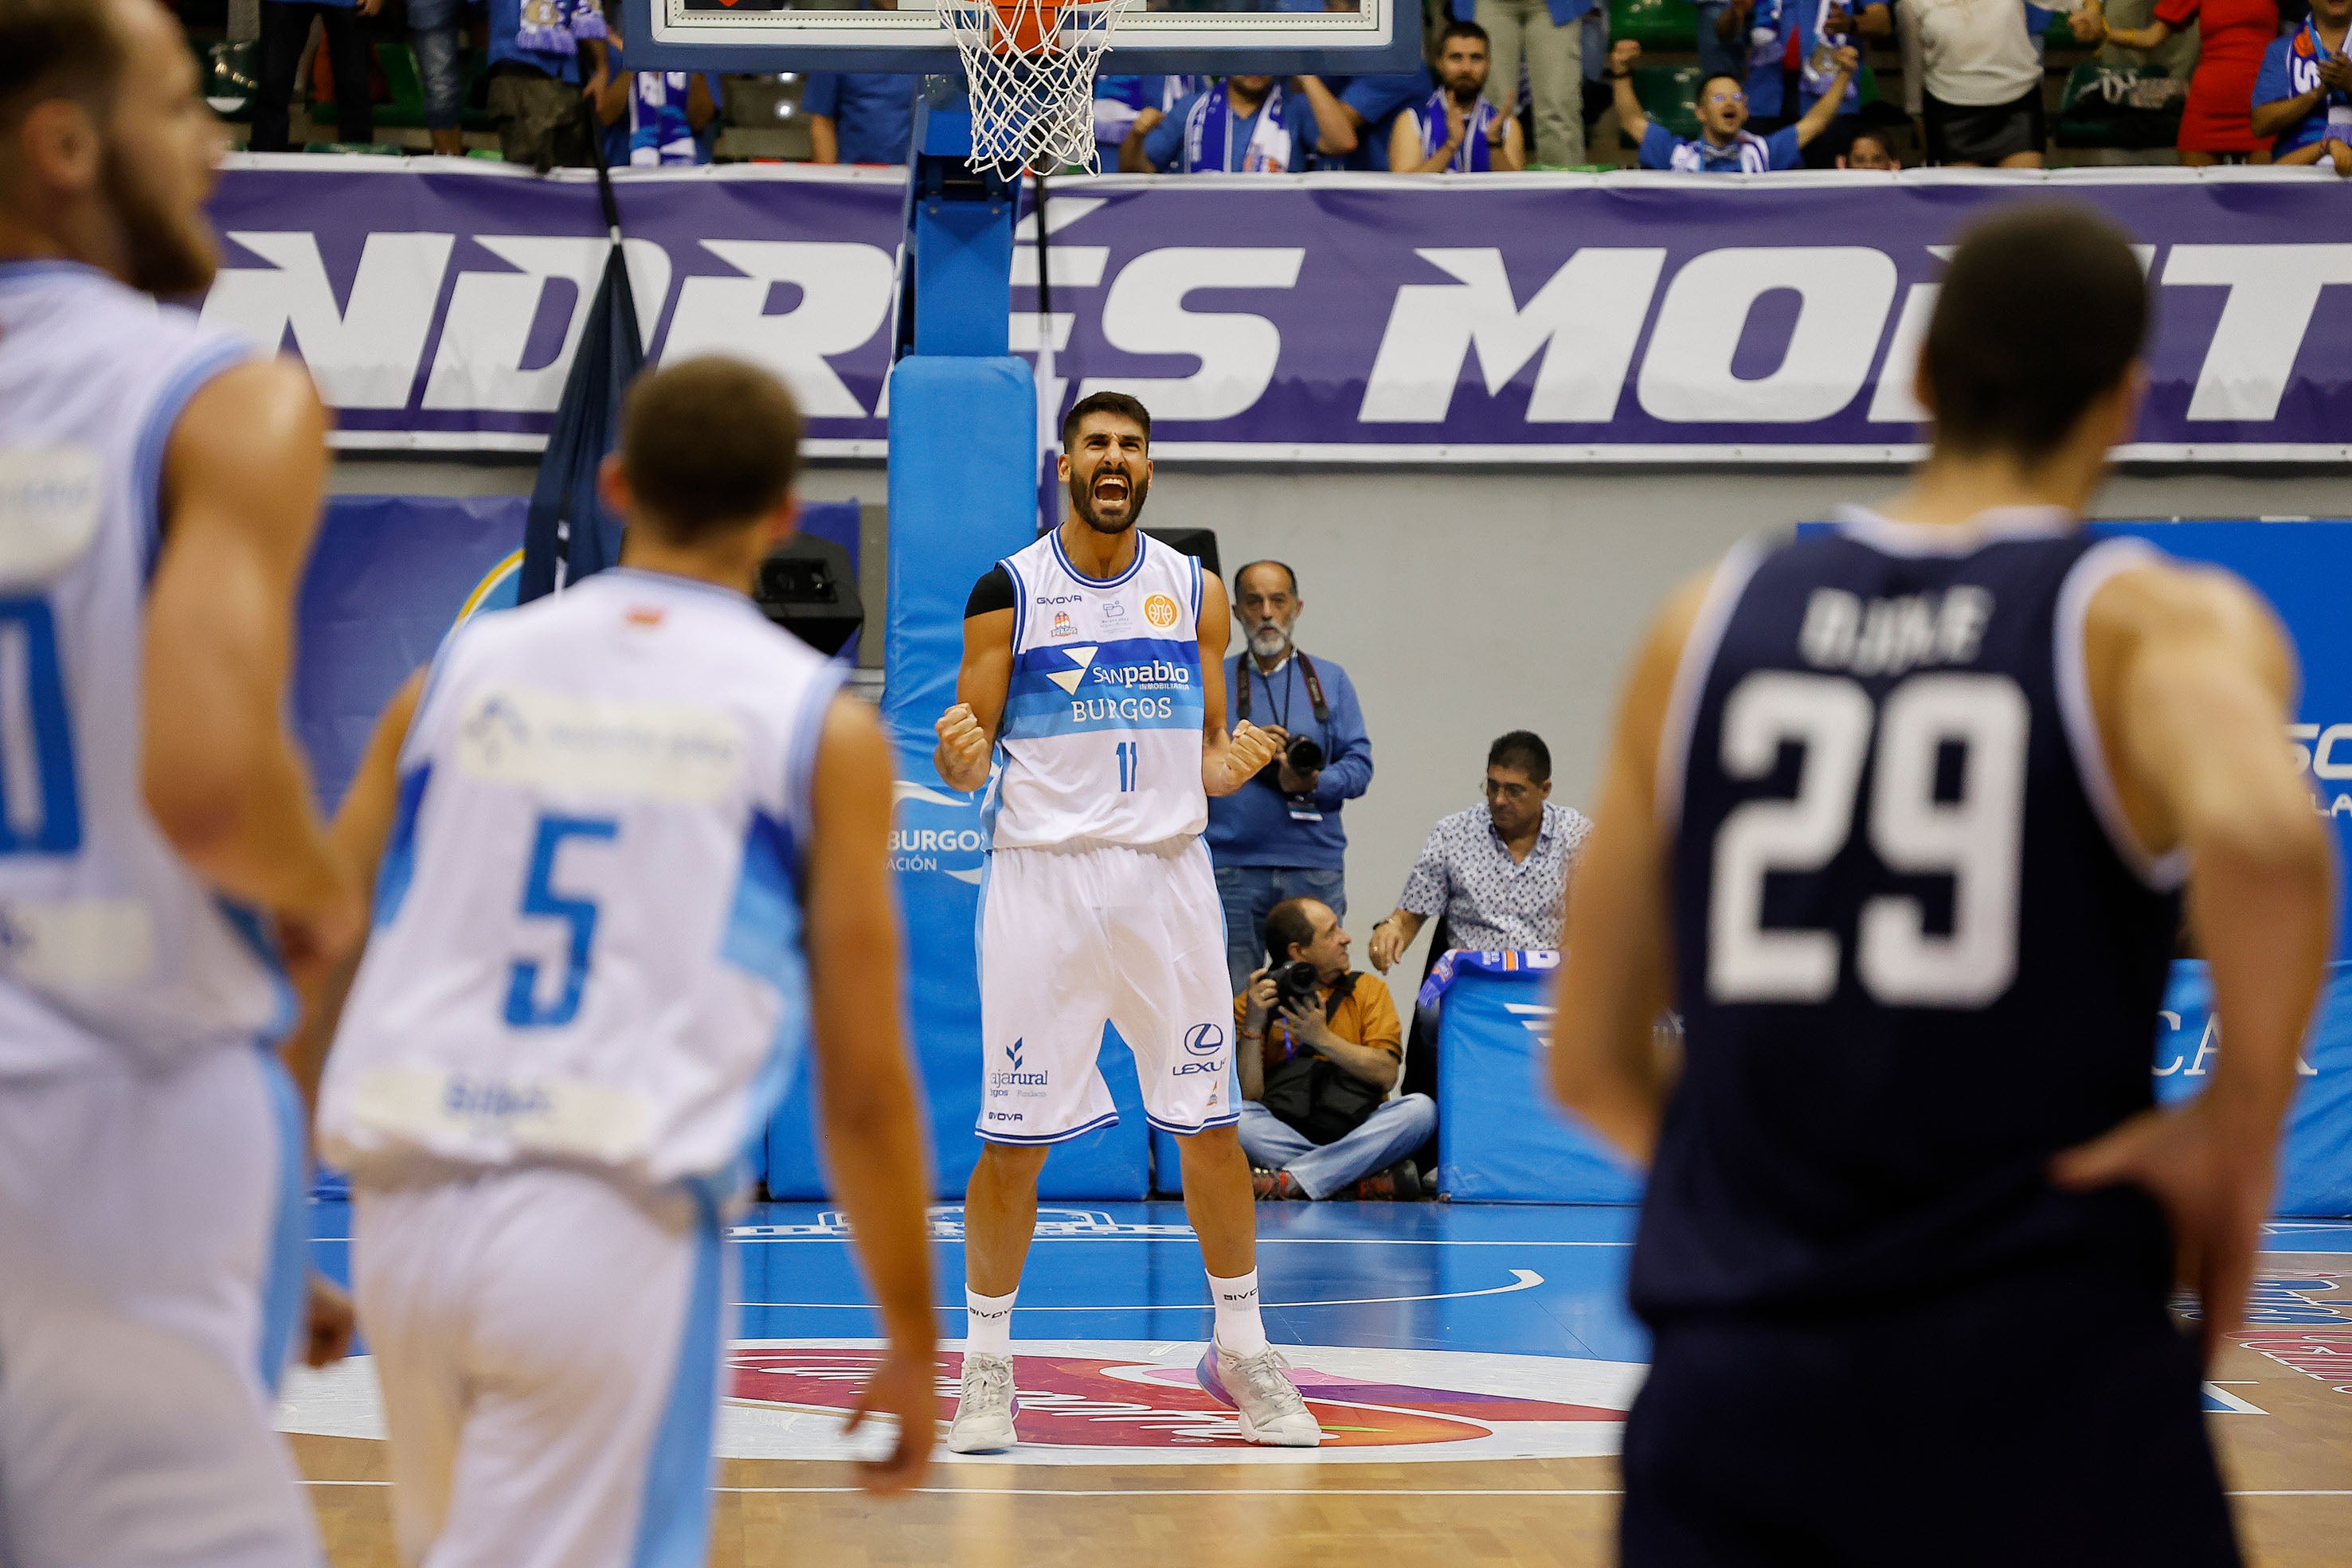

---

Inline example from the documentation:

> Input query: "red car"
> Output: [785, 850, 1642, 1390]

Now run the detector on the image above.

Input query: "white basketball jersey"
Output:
[317, 569, 846, 1194]
[985, 530, 1207, 852]
[0, 261, 288, 1074]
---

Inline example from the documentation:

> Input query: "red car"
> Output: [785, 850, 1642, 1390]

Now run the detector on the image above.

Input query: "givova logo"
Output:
[890, 779, 985, 886]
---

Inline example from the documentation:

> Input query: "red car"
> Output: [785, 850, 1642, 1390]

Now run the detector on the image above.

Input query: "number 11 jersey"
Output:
[1637, 508, 2186, 1319]
[984, 530, 1207, 854]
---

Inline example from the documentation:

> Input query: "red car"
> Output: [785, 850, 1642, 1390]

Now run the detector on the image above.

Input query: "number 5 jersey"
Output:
[318, 569, 845, 1196]
[1638, 509, 2188, 1318]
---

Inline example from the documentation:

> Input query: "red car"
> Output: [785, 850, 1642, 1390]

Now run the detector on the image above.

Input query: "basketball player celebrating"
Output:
[1550, 205, 2333, 1566]
[935, 391, 1321, 1450]
[312, 359, 939, 1566]
[0, 2, 366, 1560]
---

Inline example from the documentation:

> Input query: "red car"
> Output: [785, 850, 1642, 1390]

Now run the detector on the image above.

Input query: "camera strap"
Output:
[1235, 649, 1332, 732]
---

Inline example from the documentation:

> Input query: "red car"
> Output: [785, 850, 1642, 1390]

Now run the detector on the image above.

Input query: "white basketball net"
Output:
[937, 0, 1135, 177]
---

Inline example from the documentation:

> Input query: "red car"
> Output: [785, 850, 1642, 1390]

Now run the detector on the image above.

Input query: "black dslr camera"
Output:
[1273, 960, 1324, 1019]
[1259, 732, 1323, 791]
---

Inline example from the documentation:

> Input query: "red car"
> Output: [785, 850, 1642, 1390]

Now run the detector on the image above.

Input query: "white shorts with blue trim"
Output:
[976, 839, 1239, 1144]
[0, 1043, 317, 1568]
[353, 1167, 728, 1568]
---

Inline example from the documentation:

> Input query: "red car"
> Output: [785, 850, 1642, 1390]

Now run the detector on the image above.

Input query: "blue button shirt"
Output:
[1204, 651, 1373, 871]
[1639, 119, 1801, 170]
[1329, 70, 1434, 170]
[802, 72, 917, 165]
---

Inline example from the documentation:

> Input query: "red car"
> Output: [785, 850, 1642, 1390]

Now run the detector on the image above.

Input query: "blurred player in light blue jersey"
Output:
[0, 0, 366, 1561]
[933, 390, 1321, 1452]
[310, 358, 938, 1568]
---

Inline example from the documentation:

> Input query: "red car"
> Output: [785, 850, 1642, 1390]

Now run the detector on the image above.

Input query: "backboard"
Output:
[620, 0, 1423, 79]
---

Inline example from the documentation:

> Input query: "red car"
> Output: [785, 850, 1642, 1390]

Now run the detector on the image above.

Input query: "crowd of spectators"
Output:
[199, 0, 2352, 171]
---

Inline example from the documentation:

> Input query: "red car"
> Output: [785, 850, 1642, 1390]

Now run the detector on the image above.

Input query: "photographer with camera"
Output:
[1207, 561, 1376, 995]
[1236, 898, 1436, 1201]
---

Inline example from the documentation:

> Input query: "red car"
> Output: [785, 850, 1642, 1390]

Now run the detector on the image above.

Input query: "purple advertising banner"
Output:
[202, 156, 2352, 463]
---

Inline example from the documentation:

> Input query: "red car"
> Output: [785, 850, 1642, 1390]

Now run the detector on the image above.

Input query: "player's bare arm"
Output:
[145, 358, 360, 987]
[1547, 569, 1715, 1166]
[1199, 573, 1279, 796]
[2053, 562, 2334, 1361]
[284, 667, 426, 1118]
[807, 694, 941, 1492]
[937, 606, 1013, 792]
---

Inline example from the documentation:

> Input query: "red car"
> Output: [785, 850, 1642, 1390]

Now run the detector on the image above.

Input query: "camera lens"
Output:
[1286, 736, 1325, 773]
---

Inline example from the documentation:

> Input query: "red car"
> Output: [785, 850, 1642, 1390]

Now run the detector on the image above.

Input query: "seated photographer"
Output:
[1237, 897, 1436, 1202]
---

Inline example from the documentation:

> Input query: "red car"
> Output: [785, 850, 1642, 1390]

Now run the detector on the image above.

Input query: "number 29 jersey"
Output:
[1635, 510, 2186, 1320]
[317, 569, 845, 1195]
[984, 530, 1207, 853]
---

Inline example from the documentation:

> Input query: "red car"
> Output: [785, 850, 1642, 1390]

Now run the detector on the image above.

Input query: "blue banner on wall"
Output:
[205, 158, 2352, 464]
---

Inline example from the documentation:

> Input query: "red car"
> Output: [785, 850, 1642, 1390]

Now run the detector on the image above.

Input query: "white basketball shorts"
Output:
[976, 838, 1239, 1143]
[352, 1167, 731, 1568]
[0, 1044, 317, 1568]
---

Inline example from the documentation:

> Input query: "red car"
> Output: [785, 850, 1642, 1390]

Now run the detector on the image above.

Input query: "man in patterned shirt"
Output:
[1368, 730, 1591, 972]
[1368, 732, 1591, 1152]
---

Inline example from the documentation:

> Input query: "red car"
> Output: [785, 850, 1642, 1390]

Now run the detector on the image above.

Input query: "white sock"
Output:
[1208, 1269, 1269, 1356]
[965, 1287, 1017, 1356]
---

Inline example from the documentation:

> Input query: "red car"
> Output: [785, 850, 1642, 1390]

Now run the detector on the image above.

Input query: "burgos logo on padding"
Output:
[890, 779, 986, 886]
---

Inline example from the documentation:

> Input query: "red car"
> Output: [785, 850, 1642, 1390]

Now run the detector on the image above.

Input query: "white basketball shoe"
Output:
[1195, 1340, 1322, 1447]
[946, 1351, 1020, 1453]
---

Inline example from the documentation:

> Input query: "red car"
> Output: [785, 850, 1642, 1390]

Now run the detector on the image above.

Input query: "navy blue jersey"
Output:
[1630, 511, 2186, 1320]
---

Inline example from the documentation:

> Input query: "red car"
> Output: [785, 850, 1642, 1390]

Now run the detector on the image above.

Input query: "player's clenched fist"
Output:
[1209, 720, 1281, 796]
[934, 702, 992, 792]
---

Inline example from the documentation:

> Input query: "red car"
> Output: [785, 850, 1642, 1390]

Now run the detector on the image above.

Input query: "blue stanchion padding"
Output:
[2157, 960, 2352, 1217]
[1436, 968, 1639, 1203]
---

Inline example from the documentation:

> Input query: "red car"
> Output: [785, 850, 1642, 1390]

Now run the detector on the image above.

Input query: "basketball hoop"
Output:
[937, 0, 1135, 178]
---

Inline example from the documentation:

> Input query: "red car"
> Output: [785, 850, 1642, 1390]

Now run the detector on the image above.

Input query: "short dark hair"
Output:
[1234, 560, 1299, 596]
[1922, 204, 2148, 463]
[1488, 730, 1551, 782]
[619, 356, 803, 543]
[1264, 897, 1321, 964]
[1848, 127, 1896, 160]
[1062, 389, 1151, 450]
[1698, 72, 1744, 101]
[1439, 18, 1489, 47]
[0, 0, 126, 133]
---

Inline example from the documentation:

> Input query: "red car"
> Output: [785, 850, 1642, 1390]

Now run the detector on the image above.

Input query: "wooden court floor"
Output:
[284, 1202, 2352, 1566]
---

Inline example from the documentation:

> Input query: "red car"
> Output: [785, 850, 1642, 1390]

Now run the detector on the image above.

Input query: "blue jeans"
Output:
[408, 0, 464, 131]
[1237, 1095, 1436, 1199]
[1214, 864, 1345, 996]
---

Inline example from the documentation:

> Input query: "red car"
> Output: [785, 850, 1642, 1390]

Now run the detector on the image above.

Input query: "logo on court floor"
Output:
[1144, 593, 1180, 629]
[720, 1340, 1635, 1462]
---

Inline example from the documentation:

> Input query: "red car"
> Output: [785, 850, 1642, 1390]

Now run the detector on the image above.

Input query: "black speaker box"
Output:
[1141, 527, 1221, 580]
[752, 534, 863, 656]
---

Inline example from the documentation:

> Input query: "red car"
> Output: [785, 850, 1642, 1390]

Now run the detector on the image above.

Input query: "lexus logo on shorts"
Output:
[1184, 1023, 1225, 1058]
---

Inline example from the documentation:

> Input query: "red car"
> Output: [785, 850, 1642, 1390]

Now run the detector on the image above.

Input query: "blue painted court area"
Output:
[311, 1199, 1651, 1363]
[303, 1200, 2352, 1370]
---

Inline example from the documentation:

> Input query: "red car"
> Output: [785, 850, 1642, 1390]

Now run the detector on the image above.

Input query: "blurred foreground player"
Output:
[934, 391, 1320, 1452]
[1550, 205, 2333, 1566]
[312, 358, 938, 1568]
[0, 0, 364, 1560]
